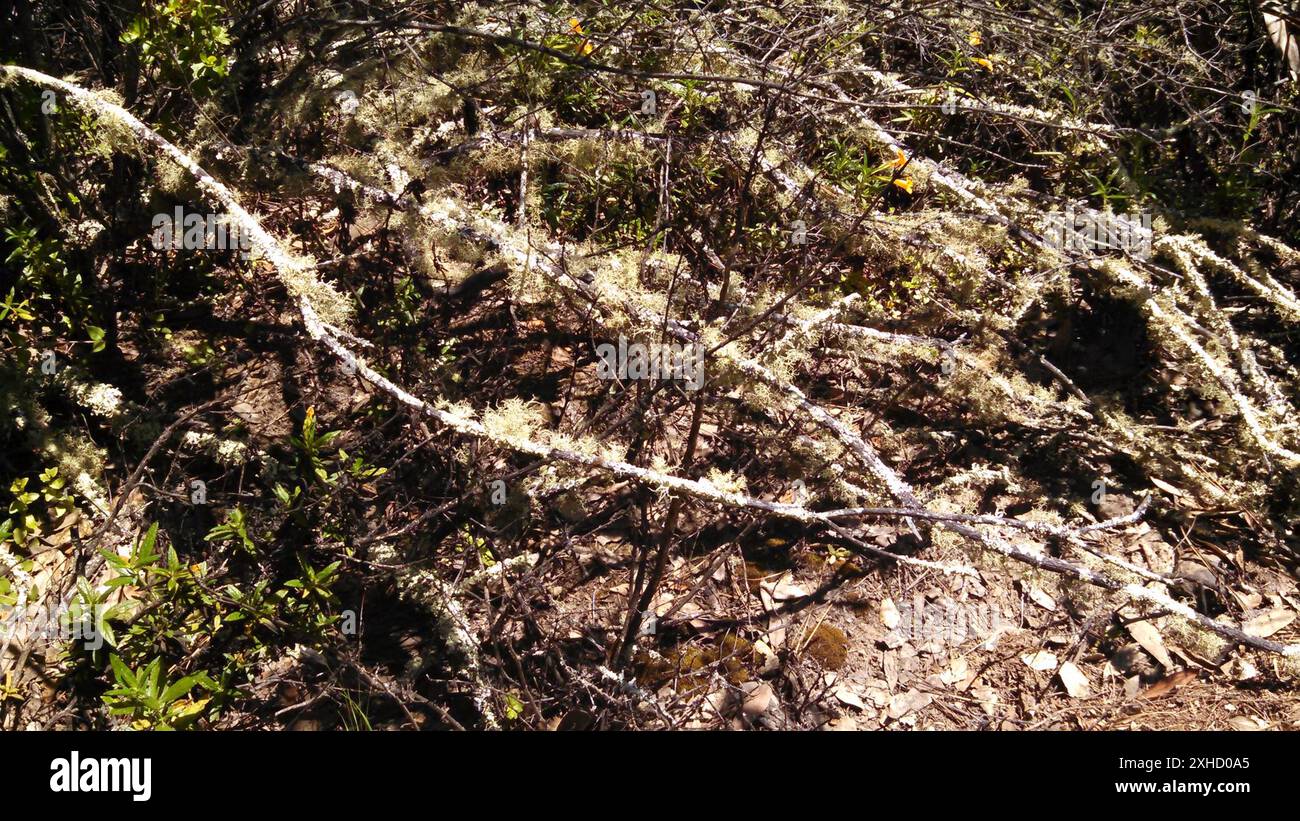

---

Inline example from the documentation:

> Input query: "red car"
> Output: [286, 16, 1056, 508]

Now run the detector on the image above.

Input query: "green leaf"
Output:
[161, 675, 197, 704]
[109, 654, 136, 688]
[139, 522, 159, 558]
[147, 659, 162, 697]
[504, 692, 524, 721]
[96, 618, 117, 648]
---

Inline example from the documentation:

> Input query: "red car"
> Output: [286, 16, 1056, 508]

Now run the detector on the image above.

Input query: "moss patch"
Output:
[634, 634, 756, 692]
[803, 622, 849, 671]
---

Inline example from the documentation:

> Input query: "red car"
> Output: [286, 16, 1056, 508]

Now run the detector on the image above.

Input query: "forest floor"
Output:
[3, 1, 1300, 731]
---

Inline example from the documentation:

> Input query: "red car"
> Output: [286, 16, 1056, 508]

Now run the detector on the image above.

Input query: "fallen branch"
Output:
[8, 63, 1297, 672]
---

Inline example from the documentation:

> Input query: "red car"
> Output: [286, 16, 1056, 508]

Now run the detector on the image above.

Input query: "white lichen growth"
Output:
[181, 431, 253, 465]
[481, 398, 548, 449]
[65, 380, 125, 420]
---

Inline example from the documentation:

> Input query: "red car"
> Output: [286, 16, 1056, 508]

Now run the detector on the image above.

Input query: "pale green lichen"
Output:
[481, 398, 548, 449]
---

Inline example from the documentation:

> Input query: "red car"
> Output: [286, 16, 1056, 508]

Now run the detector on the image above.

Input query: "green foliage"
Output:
[3, 223, 90, 334]
[819, 136, 901, 204]
[457, 525, 496, 569]
[204, 507, 255, 554]
[103, 654, 216, 730]
[503, 692, 525, 721]
[667, 78, 720, 133]
[4, 467, 76, 549]
[0, 288, 36, 325]
[291, 406, 342, 485]
[540, 142, 659, 242]
[369, 274, 424, 336]
[281, 557, 342, 613]
[120, 0, 232, 94]
[85, 519, 351, 728]
[337, 688, 374, 731]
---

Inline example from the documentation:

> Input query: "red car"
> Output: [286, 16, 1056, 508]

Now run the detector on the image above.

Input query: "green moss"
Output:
[716, 634, 754, 685]
[803, 622, 849, 671]
[742, 561, 770, 593]
[633, 634, 756, 691]
[633, 646, 712, 692]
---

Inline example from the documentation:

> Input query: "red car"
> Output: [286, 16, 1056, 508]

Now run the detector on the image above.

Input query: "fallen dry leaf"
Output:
[548, 710, 596, 731]
[752, 638, 779, 674]
[1241, 608, 1296, 638]
[1026, 586, 1057, 612]
[826, 715, 858, 731]
[1058, 662, 1091, 698]
[765, 617, 788, 649]
[1126, 618, 1174, 669]
[1227, 715, 1268, 731]
[1149, 477, 1184, 497]
[882, 650, 899, 690]
[760, 572, 807, 609]
[887, 688, 932, 720]
[742, 682, 774, 718]
[970, 685, 999, 716]
[1124, 675, 1141, 699]
[939, 657, 969, 686]
[1141, 669, 1197, 699]
[1234, 589, 1264, 610]
[1022, 651, 1058, 671]
[1231, 658, 1259, 681]
[863, 686, 890, 708]
[834, 687, 867, 711]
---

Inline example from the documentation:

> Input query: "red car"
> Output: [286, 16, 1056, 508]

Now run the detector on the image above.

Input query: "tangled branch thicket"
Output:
[2, 0, 1299, 730]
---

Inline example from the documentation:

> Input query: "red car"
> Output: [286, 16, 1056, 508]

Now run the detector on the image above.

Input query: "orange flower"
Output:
[568, 17, 593, 54]
[891, 147, 908, 169]
[968, 30, 983, 47]
[892, 177, 915, 194]
[971, 57, 993, 70]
